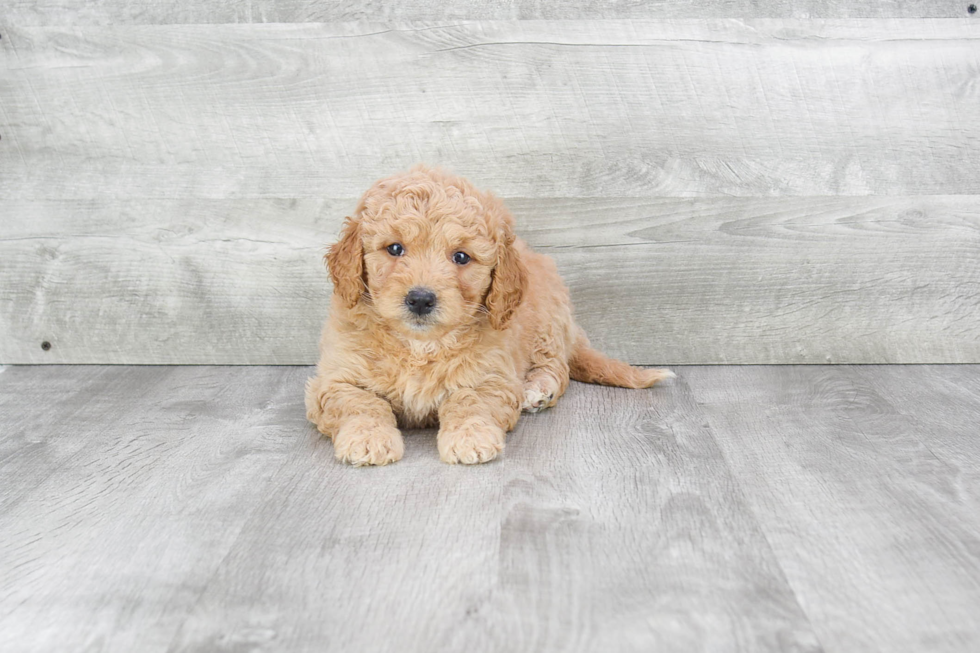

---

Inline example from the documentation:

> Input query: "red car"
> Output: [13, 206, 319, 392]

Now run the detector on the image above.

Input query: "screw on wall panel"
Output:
[970, 4, 978, 14]
[41, 341, 52, 351]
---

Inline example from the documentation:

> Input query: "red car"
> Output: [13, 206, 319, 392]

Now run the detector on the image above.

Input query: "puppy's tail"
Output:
[569, 330, 674, 389]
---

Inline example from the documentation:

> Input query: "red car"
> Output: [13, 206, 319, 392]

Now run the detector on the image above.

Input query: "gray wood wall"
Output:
[1, 6, 978, 364]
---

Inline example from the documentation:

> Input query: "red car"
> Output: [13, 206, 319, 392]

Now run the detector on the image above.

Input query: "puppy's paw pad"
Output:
[334, 423, 404, 466]
[522, 387, 555, 413]
[439, 422, 505, 465]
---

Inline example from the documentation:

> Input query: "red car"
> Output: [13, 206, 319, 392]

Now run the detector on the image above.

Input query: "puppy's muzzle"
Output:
[404, 287, 437, 317]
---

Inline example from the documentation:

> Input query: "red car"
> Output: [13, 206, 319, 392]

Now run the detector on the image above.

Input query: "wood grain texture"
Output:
[0, 365, 153, 514]
[1, 21, 978, 199]
[4, 365, 980, 651]
[0, 365, 823, 652]
[2, 196, 978, 364]
[3, 19, 978, 364]
[1, 0, 971, 25]
[0, 365, 309, 652]
[685, 365, 980, 653]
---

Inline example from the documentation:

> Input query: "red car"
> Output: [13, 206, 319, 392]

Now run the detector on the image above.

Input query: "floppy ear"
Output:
[325, 216, 365, 309]
[485, 234, 527, 330]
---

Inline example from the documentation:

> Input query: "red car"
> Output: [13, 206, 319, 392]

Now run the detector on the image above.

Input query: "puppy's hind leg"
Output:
[522, 355, 570, 414]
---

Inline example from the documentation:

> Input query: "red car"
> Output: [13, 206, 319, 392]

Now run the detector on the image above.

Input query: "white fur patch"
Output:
[522, 387, 554, 413]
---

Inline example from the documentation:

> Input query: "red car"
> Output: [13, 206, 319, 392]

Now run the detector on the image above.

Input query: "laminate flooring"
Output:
[1, 365, 978, 652]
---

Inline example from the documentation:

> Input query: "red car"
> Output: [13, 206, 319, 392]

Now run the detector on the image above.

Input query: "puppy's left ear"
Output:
[485, 231, 527, 330]
[325, 216, 365, 309]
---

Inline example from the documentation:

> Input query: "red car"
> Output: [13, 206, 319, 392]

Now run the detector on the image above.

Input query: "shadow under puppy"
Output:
[306, 165, 673, 465]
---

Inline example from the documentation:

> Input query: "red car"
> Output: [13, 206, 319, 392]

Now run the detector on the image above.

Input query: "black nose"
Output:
[404, 287, 437, 316]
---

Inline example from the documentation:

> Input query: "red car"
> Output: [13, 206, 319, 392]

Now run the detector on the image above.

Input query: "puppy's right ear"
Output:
[325, 216, 365, 308]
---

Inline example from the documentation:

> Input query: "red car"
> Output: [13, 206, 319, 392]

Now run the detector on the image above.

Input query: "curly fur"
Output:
[305, 165, 673, 466]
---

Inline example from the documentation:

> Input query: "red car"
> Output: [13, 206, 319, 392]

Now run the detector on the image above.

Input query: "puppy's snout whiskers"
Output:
[461, 299, 490, 316]
[357, 277, 373, 305]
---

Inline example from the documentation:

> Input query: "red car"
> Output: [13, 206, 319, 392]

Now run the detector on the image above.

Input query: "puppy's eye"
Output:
[452, 251, 471, 265]
[386, 243, 405, 257]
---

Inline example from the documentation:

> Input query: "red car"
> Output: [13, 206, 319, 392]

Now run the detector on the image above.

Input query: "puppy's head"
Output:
[327, 165, 526, 337]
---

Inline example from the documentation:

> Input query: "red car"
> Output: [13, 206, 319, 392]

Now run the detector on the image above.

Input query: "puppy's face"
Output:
[327, 167, 526, 338]
[363, 210, 497, 337]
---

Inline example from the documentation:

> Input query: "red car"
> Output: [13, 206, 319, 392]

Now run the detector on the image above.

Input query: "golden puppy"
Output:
[305, 165, 673, 466]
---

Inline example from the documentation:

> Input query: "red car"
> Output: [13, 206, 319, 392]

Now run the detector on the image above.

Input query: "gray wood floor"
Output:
[1, 364, 979, 652]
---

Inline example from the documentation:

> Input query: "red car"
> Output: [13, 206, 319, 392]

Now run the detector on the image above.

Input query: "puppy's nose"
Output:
[404, 287, 437, 316]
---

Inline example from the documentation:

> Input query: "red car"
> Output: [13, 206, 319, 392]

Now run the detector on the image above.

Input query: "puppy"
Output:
[305, 165, 673, 465]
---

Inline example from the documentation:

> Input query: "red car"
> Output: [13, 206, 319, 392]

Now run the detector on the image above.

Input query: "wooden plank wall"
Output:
[1, 7, 978, 364]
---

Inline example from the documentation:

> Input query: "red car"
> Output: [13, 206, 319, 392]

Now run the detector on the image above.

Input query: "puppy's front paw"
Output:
[304, 376, 326, 426]
[438, 419, 505, 465]
[334, 420, 404, 467]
